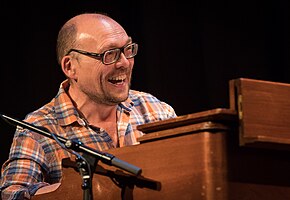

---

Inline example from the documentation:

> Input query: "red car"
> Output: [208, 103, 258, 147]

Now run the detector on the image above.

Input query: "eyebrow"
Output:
[101, 37, 133, 51]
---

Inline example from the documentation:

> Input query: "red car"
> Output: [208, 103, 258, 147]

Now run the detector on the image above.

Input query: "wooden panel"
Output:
[226, 133, 290, 200]
[137, 108, 237, 134]
[29, 105, 290, 200]
[229, 78, 290, 148]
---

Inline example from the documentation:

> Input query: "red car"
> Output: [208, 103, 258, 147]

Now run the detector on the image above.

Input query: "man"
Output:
[0, 13, 176, 199]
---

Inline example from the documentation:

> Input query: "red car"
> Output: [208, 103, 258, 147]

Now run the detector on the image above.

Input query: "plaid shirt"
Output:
[0, 80, 176, 200]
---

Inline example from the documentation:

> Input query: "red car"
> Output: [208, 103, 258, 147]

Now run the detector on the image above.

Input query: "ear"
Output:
[61, 56, 77, 80]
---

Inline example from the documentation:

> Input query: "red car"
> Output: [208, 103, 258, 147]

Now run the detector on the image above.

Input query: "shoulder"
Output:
[129, 90, 162, 103]
[128, 90, 177, 120]
[23, 100, 57, 130]
[10, 101, 57, 141]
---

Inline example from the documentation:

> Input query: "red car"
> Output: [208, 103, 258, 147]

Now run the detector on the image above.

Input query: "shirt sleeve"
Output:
[0, 128, 50, 200]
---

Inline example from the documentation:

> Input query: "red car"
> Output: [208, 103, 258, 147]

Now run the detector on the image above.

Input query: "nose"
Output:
[115, 52, 131, 68]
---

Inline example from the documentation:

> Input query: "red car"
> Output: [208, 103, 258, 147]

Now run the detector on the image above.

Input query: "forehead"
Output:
[76, 17, 129, 49]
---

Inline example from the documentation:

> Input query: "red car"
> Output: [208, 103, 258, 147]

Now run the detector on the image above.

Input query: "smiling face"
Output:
[63, 14, 135, 106]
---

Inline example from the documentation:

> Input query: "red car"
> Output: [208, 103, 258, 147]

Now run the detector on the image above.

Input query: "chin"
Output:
[107, 93, 129, 104]
[117, 94, 129, 102]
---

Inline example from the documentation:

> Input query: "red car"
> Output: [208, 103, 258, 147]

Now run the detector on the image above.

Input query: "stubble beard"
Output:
[90, 81, 131, 106]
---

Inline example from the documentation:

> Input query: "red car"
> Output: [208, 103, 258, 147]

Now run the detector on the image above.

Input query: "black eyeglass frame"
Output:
[66, 43, 138, 65]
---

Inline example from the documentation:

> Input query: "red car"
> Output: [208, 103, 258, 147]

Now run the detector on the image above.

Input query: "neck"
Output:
[67, 81, 120, 147]
[81, 102, 117, 124]
[68, 83, 118, 125]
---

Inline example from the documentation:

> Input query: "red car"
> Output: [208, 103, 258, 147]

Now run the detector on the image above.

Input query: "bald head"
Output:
[68, 13, 124, 34]
[56, 13, 128, 65]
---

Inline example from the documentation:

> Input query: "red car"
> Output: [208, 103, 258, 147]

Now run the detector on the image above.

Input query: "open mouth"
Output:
[108, 74, 126, 85]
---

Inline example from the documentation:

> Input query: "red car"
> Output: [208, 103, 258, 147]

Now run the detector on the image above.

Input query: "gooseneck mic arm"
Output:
[0, 113, 142, 176]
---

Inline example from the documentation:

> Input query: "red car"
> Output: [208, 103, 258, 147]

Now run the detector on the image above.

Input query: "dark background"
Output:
[0, 0, 289, 168]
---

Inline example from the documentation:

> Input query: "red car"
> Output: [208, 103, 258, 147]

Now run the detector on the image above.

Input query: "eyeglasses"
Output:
[66, 43, 138, 65]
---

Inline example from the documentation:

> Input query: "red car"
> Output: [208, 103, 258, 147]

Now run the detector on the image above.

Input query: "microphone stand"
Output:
[0, 113, 142, 200]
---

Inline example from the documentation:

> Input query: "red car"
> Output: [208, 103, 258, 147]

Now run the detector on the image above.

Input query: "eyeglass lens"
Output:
[103, 43, 138, 64]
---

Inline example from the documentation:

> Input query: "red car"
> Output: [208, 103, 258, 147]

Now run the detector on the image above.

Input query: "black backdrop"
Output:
[0, 0, 289, 169]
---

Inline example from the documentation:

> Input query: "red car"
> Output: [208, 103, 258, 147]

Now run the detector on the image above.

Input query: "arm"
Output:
[1, 128, 50, 200]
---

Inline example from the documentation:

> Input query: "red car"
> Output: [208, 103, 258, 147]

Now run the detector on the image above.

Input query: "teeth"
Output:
[110, 75, 126, 81]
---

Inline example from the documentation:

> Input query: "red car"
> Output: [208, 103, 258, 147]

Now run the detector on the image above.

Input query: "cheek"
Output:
[90, 66, 108, 83]
[129, 62, 134, 73]
[78, 61, 103, 77]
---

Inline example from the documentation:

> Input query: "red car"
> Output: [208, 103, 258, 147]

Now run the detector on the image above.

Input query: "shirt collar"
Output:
[54, 80, 80, 126]
[119, 98, 134, 113]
